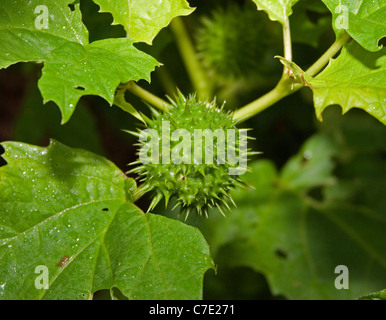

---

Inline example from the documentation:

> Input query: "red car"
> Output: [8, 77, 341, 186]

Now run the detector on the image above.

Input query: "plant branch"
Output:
[282, 17, 293, 66]
[233, 76, 293, 122]
[305, 31, 351, 77]
[121, 81, 171, 111]
[233, 32, 351, 123]
[170, 17, 212, 99]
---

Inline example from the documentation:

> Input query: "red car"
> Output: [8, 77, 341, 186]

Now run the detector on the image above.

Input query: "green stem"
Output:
[122, 81, 171, 111]
[305, 31, 351, 77]
[233, 32, 351, 123]
[170, 17, 212, 99]
[233, 76, 293, 122]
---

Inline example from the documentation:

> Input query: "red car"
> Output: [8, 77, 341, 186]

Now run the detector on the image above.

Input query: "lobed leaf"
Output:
[0, 0, 88, 69]
[0, 1, 160, 124]
[322, 0, 386, 52]
[38, 38, 160, 124]
[0, 140, 213, 299]
[250, 0, 299, 25]
[91, 0, 195, 44]
[308, 41, 386, 125]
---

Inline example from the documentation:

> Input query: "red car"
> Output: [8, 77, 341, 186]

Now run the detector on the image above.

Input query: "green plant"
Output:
[0, 0, 385, 300]
[196, 2, 281, 80]
[128, 92, 251, 218]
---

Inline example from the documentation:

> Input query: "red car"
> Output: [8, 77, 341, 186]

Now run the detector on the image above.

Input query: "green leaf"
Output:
[251, 0, 299, 24]
[237, 191, 386, 299]
[0, 1, 160, 124]
[0, 0, 88, 69]
[308, 41, 386, 125]
[38, 38, 160, 124]
[98, 203, 214, 299]
[322, 0, 386, 52]
[0, 140, 213, 299]
[92, 0, 195, 44]
[200, 133, 386, 299]
[280, 134, 338, 191]
[358, 288, 386, 300]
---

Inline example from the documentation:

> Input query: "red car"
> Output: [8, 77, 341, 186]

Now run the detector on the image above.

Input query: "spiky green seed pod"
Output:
[128, 93, 256, 218]
[196, 3, 281, 81]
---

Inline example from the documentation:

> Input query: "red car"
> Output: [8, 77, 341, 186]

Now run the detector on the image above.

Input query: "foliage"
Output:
[0, 0, 385, 300]
[198, 109, 386, 299]
[0, 140, 213, 299]
[309, 42, 386, 124]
